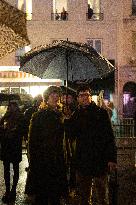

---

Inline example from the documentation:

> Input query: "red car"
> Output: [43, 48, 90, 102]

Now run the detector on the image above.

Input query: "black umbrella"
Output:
[20, 40, 115, 85]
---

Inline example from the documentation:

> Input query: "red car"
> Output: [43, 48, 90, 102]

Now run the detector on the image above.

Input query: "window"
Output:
[87, 0, 101, 20]
[18, 0, 32, 20]
[15, 45, 31, 65]
[87, 39, 102, 53]
[132, 0, 136, 15]
[52, 0, 68, 20]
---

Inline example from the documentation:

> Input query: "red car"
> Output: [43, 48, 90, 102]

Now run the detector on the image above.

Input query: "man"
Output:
[70, 85, 117, 205]
[28, 86, 68, 205]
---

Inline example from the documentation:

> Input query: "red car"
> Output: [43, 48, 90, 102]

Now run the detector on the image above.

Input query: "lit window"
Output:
[17, 0, 32, 20]
[52, 0, 68, 20]
[87, 39, 102, 53]
[88, 0, 100, 20]
[17, 0, 24, 11]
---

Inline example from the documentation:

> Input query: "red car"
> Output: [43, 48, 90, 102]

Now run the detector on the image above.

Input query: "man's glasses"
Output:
[78, 93, 90, 98]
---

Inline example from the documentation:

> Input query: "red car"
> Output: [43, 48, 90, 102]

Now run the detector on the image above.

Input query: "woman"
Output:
[0, 102, 25, 203]
[28, 86, 68, 205]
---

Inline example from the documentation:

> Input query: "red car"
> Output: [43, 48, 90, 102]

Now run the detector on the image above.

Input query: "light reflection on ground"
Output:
[1, 150, 136, 205]
[0, 152, 29, 205]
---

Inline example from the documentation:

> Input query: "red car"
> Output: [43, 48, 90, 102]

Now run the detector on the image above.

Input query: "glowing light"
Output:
[18, 0, 24, 10]
[25, 45, 31, 53]
[123, 93, 130, 105]
[0, 66, 20, 71]
[25, 0, 32, 20]
[92, 95, 98, 104]
[29, 86, 48, 98]
[53, 0, 67, 13]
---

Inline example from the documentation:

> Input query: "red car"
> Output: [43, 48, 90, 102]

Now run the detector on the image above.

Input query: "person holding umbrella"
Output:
[68, 84, 117, 205]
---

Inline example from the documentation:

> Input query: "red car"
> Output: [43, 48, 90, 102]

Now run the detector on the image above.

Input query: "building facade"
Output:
[0, 0, 136, 119]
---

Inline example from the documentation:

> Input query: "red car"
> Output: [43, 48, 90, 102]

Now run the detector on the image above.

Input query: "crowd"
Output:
[0, 84, 117, 205]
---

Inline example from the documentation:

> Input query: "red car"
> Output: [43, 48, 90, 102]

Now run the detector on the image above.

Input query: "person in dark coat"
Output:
[28, 86, 68, 205]
[0, 102, 25, 204]
[24, 94, 43, 198]
[61, 89, 77, 191]
[68, 85, 117, 205]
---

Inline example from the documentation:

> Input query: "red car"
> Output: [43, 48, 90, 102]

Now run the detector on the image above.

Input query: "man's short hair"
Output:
[76, 84, 92, 96]
[43, 86, 61, 101]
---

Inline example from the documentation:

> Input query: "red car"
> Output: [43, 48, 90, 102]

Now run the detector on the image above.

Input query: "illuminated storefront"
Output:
[0, 68, 62, 98]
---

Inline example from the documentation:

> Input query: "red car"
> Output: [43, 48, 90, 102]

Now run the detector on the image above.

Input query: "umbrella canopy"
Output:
[20, 40, 115, 82]
[0, 0, 30, 59]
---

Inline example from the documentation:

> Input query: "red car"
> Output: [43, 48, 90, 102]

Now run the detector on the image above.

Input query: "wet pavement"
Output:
[0, 150, 30, 205]
[1, 149, 136, 205]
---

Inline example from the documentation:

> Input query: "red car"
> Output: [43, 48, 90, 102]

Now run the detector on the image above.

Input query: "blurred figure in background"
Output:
[55, 9, 60, 20]
[61, 88, 77, 119]
[24, 94, 43, 142]
[61, 88, 77, 192]
[24, 94, 43, 198]
[61, 7, 67, 20]
[88, 4, 93, 19]
[0, 102, 25, 204]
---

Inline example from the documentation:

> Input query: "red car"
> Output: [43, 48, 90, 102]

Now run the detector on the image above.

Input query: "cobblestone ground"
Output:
[0, 151, 30, 205]
[1, 150, 136, 205]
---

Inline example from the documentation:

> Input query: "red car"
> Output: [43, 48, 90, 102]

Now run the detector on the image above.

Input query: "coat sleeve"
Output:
[100, 108, 117, 163]
[64, 109, 80, 141]
[27, 112, 41, 167]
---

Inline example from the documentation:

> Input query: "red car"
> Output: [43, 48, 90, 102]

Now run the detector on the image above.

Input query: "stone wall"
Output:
[116, 138, 136, 169]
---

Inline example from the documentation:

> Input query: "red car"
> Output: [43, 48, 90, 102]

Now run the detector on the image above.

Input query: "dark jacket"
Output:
[70, 102, 117, 176]
[24, 106, 38, 141]
[28, 107, 67, 195]
[0, 110, 25, 162]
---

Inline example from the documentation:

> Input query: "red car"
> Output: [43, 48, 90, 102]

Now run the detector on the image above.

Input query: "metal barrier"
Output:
[112, 118, 135, 138]
[111, 119, 135, 205]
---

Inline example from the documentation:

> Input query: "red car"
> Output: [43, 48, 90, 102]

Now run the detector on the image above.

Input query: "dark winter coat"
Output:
[69, 102, 117, 177]
[0, 110, 25, 163]
[24, 106, 38, 141]
[28, 107, 67, 195]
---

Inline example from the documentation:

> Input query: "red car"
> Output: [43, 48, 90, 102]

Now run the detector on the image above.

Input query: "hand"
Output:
[108, 162, 117, 172]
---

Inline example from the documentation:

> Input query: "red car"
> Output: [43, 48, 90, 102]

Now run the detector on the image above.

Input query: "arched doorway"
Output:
[123, 81, 136, 118]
